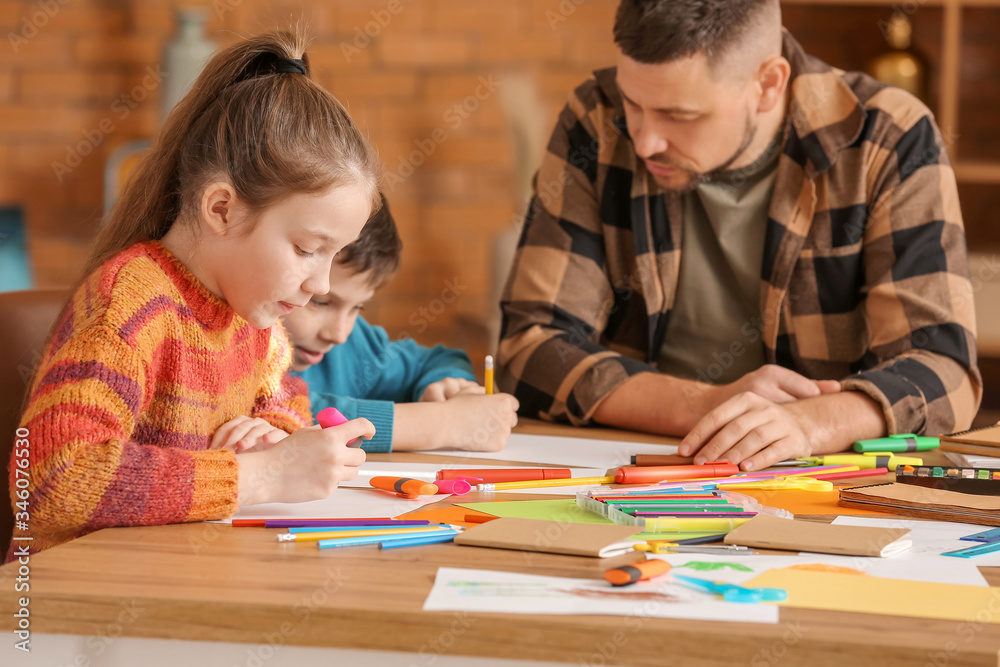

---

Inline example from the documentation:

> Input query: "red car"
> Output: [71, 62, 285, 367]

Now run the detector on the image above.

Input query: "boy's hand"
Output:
[211, 415, 290, 454]
[237, 419, 373, 506]
[420, 377, 482, 402]
[439, 392, 519, 452]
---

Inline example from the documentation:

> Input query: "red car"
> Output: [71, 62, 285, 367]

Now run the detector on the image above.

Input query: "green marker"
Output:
[853, 433, 939, 453]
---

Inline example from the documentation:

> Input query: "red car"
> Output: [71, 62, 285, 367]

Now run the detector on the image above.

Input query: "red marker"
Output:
[614, 463, 740, 485]
[317, 407, 361, 447]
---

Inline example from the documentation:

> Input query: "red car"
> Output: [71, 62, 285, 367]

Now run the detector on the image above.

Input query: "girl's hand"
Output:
[419, 377, 483, 402]
[236, 418, 373, 506]
[211, 415, 290, 454]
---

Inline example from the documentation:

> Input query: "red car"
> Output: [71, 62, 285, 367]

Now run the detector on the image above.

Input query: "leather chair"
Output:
[0, 289, 67, 555]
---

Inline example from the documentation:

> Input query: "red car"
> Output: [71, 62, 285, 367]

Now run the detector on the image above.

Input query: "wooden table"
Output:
[2, 420, 999, 666]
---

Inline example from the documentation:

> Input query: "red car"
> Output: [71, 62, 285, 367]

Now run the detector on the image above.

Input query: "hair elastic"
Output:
[274, 57, 306, 75]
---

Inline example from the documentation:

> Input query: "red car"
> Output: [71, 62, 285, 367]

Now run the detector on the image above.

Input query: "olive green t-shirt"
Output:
[658, 139, 781, 383]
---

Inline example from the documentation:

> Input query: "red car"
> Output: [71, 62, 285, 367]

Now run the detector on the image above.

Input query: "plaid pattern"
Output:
[498, 31, 981, 436]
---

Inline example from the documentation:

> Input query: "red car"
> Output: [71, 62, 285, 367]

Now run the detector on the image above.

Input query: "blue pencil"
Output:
[378, 532, 460, 550]
[317, 529, 460, 550]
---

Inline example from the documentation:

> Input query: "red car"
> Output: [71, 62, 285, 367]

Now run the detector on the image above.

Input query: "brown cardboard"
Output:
[839, 482, 1000, 526]
[454, 517, 645, 558]
[723, 513, 911, 557]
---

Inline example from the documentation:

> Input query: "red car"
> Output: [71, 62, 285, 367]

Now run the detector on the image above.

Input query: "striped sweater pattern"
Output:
[10, 241, 311, 556]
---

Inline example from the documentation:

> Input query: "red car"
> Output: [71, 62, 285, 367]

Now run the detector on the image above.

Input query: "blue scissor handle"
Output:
[672, 574, 788, 603]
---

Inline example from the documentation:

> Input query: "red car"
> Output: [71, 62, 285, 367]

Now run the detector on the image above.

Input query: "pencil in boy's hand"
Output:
[485, 355, 494, 394]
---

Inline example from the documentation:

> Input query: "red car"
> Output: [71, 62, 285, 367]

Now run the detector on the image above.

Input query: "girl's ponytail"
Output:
[83, 28, 381, 279]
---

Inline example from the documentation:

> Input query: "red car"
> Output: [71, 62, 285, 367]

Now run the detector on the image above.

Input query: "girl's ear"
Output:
[200, 181, 238, 236]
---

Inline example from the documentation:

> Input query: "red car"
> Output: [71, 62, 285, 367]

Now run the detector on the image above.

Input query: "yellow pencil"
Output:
[477, 476, 616, 491]
[275, 526, 451, 542]
[485, 354, 494, 394]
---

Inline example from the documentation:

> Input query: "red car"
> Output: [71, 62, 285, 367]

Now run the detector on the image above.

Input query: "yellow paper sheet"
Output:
[746, 568, 1000, 623]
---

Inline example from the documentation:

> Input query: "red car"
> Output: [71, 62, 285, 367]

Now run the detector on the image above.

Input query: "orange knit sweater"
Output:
[10, 241, 312, 556]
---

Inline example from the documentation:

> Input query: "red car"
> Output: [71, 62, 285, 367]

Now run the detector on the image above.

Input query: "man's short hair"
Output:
[613, 0, 779, 68]
[336, 193, 402, 287]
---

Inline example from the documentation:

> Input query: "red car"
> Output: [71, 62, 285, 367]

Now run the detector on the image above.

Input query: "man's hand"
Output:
[699, 364, 841, 411]
[420, 377, 482, 402]
[679, 390, 887, 471]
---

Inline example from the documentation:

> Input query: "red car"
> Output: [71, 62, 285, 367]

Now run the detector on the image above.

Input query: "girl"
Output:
[10, 30, 380, 557]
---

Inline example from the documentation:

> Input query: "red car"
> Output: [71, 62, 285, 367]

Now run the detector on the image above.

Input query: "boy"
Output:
[282, 196, 520, 452]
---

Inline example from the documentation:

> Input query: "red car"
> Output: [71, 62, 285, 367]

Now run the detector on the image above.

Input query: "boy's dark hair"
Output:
[336, 193, 402, 287]
[613, 0, 777, 67]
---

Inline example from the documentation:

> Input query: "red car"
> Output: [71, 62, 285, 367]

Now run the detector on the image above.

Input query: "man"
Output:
[498, 0, 980, 471]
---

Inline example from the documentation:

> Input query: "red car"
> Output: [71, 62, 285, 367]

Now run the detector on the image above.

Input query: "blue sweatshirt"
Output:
[291, 317, 477, 452]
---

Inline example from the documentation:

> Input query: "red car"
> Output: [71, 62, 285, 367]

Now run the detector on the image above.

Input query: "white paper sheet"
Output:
[339, 462, 609, 495]
[416, 433, 678, 469]
[221, 487, 449, 522]
[832, 516, 1000, 566]
[647, 552, 988, 587]
[422, 566, 779, 624]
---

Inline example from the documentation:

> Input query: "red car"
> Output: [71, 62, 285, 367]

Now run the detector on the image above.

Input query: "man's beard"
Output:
[646, 112, 757, 193]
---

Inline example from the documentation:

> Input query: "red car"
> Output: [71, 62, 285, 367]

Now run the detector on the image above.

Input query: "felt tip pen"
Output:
[614, 463, 740, 485]
[316, 407, 362, 447]
[797, 453, 922, 471]
[853, 434, 940, 453]
[439, 468, 572, 483]
[477, 476, 616, 491]
[637, 517, 753, 533]
[604, 559, 672, 586]
[369, 476, 439, 498]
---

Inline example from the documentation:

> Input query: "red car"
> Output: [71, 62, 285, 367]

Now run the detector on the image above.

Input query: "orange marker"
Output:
[604, 559, 672, 587]
[369, 476, 438, 499]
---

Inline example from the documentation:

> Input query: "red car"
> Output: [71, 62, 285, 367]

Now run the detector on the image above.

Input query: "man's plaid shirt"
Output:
[498, 32, 981, 436]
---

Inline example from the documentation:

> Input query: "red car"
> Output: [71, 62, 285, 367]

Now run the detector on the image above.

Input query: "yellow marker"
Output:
[485, 355, 494, 394]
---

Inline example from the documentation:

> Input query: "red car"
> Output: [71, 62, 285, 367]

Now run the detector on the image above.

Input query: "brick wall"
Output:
[0, 0, 621, 365]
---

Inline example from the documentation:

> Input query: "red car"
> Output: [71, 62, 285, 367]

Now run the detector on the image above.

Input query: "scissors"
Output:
[718, 476, 833, 492]
[672, 574, 787, 603]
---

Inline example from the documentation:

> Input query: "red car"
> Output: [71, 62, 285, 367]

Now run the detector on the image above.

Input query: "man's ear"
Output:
[756, 55, 791, 114]
[199, 181, 238, 237]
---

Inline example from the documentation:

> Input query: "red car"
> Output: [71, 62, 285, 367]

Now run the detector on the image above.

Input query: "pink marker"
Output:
[317, 407, 362, 447]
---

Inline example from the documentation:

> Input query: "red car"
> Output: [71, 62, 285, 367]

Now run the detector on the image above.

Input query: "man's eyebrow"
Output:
[617, 84, 701, 115]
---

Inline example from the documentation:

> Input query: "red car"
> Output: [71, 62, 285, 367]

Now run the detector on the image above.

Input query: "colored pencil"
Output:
[317, 529, 461, 550]
[278, 526, 454, 542]
[378, 532, 460, 549]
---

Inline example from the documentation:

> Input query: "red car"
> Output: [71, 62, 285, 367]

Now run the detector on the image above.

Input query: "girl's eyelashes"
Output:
[295, 245, 316, 257]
